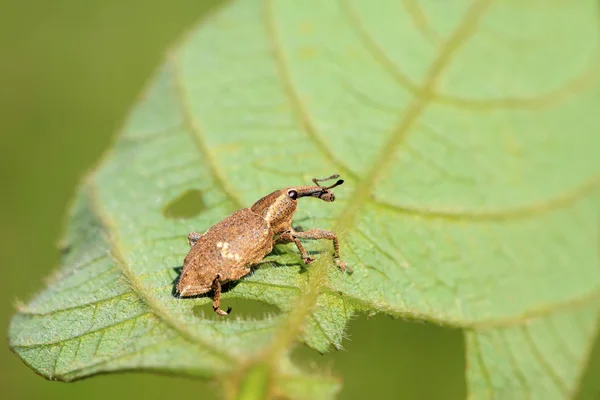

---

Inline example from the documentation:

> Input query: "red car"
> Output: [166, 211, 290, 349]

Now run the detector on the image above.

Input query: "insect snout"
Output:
[310, 175, 343, 202]
[319, 191, 335, 202]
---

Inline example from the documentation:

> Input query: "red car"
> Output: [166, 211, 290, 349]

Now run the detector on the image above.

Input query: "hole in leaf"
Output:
[162, 189, 206, 219]
[292, 314, 466, 400]
[192, 298, 280, 320]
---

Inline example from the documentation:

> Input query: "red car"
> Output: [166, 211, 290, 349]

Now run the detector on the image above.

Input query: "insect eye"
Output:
[288, 190, 298, 200]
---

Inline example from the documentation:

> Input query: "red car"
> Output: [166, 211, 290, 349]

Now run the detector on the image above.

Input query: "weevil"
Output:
[176, 174, 351, 316]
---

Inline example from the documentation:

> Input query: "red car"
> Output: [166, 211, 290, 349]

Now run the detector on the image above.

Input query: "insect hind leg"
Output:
[211, 274, 231, 316]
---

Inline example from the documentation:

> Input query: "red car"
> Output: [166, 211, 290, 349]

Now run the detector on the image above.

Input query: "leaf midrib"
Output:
[248, 0, 494, 368]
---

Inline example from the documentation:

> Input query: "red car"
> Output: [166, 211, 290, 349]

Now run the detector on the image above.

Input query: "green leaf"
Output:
[9, 0, 600, 398]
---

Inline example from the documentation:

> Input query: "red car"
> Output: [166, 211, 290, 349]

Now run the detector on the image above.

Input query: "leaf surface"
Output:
[9, 0, 600, 398]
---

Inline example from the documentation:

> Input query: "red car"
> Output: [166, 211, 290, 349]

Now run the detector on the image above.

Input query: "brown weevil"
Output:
[176, 174, 351, 316]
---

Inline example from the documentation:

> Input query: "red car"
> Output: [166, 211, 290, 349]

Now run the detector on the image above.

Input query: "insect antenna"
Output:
[313, 174, 343, 189]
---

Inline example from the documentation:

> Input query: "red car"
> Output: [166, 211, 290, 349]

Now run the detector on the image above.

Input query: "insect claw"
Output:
[335, 259, 353, 274]
[302, 256, 316, 265]
[214, 306, 231, 316]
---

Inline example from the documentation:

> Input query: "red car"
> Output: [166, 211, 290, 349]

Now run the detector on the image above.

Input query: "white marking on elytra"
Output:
[216, 241, 240, 260]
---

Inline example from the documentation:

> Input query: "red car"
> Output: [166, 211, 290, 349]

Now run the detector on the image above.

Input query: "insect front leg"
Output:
[211, 274, 232, 316]
[275, 231, 315, 264]
[280, 228, 353, 274]
[188, 232, 203, 247]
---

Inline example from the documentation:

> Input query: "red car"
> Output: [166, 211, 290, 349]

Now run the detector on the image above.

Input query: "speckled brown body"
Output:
[176, 174, 350, 316]
[178, 209, 273, 295]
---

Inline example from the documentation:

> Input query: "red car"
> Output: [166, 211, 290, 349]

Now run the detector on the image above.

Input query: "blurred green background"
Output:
[0, 1, 465, 398]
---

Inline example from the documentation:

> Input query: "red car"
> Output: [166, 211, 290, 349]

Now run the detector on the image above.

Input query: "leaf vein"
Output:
[309, 314, 339, 350]
[369, 173, 600, 222]
[468, 333, 495, 398]
[16, 291, 134, 317]
[498, 329, 531, 396]
[402, 0, 440, 45]
[12, 312, 151, 349]
[343, 0, 600, 111]
[263, 0, 357, 181]
[86, 184, 236, 363]
[334, 0, 492, 234]
[520, 325, 569, 394]
[167, 57, 244, 210]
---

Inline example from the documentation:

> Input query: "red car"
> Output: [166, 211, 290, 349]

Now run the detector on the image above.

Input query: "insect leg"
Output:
[188, 232, 203, 247]
[289, 229, 353, 274]
[275, 231, 315, 264]
[211, 274, 232, 316]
